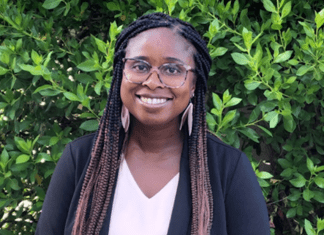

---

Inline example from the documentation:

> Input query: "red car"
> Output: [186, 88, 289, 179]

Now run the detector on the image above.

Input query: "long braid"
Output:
[72, 12, 213, 235]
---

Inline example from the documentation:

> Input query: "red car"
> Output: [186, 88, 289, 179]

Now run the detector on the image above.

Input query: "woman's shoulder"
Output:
[206, 131, 242, 158]
[69, 132, 96, 147]
[63, 132, 96, 169]
[206, 131, 247, 177]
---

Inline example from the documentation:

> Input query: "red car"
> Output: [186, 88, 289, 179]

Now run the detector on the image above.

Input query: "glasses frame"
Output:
[122, 57, 195, 89]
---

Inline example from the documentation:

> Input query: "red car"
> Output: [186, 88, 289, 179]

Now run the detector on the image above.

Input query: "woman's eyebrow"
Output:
[130, 56, 185, 64]
[165, 57, 185, 64]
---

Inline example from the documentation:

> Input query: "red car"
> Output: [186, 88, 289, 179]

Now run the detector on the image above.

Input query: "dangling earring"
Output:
[121, 104, 130, 132]
[180, 95, 193, 136]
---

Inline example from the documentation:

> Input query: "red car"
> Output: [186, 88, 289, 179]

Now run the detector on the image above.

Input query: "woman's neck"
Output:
[126, 118, 183, 162]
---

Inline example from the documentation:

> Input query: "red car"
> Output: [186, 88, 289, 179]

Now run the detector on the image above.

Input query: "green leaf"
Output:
[212, 93, 222, 111]
[93, 36, 107, 54]
[36, 153, 52, 163]
[303, 188, 315, 201]
[257, 171, 273, 179]
[314, 176, 324, 188]
[304, 219, 316, 235]
[64, 2, 71, 16]
[232, 0, 240, 15]
[231, 53, 249, 65]
[1, 148, 9, 164]
[206, 112, 217, 131]
[77, 60, 100, 72]
[222, 90, 231, 104]
[16, 154, 30, 164]
[14, 137, 30, 154]
[80, 120, 99, 131]
[225, 98, 242, 108]
[264, 111, 279, 128]
[244, 80, 260, 90]
[257, 178, 270, 187]
[222, 110, 236, 126]
[42, 0, 62, 9]
[257, 125, 273, 137]
[39, 89, 61, 96]
[210, 47, 228, 58]
[286, 207, 296, 218]
[299, 22, 315, 38]
[0, 102, 8, 109]
[31, 50, 42, 65]
[288, 59, 299, 65]
[318, 218, 324, 233]
[289, 173, 306, 188]
[242, 27, 253, 50]
[63, 92, 80, 101]
[273, 50, 292, 63]
[306, 157, 315, 173]
[315, 8, 324, 29]
[296, 65, 312, 76]
[281, 1, 291, 18]
[34, 85, 53, 94]
[278, 159, 292, 169]
[315, 166, 324, 172]
[9, 178, 20, 190]
[286, 76, 296, 84]
[283, 114, 295, 133]
[280, 168, 294, 177]
[0, 66, 9, 75]
[44, 51, 53, 67]
[259, 101, 277, 112]
[313, 191, 324, 203]
[18, 64, 43, 75]
[287, 190, 301, 201]
[208, 19, 219, 37]
[262, 0, 277, 13]
[239, 128, 259, 143]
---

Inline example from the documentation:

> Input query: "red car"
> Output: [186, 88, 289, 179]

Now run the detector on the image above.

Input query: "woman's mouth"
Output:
[139, 96, 168, 105]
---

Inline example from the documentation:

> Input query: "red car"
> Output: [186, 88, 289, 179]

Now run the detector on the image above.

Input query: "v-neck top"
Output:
[108, 158, 180, 235]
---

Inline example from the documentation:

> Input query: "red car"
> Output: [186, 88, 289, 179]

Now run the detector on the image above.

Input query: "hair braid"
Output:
[72, 12, 213, 235]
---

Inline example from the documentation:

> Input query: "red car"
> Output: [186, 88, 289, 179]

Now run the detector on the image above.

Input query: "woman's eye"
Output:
[132, 63, 149, 72]
[163, 65, 182, 75]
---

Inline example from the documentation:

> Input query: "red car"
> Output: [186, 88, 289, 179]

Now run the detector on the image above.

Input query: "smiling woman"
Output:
[35, 13, 270, 235]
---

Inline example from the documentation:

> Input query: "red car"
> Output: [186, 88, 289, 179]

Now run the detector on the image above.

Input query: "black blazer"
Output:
[36, 132, 270, 234]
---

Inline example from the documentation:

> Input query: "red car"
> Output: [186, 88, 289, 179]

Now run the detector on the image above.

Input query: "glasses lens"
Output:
[160, 64, 187, 87]
[123, 59, 188, 88]
[124, 59, 150, 83]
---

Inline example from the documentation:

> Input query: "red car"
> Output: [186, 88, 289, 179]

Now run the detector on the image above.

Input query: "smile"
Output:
[140, 96, 168, 105]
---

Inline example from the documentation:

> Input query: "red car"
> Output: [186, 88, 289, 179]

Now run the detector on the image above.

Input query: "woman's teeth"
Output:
[140, 97, 167, 104]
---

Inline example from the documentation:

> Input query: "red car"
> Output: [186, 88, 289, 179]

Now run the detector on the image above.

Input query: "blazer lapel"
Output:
[167, 134, 192, 235]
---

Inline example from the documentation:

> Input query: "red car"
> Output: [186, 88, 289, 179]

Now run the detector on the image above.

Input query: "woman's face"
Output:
[120, 27, 196, 128]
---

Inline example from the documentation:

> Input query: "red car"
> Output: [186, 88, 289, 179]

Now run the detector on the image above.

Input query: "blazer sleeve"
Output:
[35, 143, 76, 235]
[225, 152, 270, 235]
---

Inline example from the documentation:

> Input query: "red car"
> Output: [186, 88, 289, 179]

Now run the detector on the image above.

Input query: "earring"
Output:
[121, 104, 130, 132]
[180, 97, 193, 136]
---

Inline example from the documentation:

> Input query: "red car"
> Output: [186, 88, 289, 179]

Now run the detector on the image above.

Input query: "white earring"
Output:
[121, 104, 130, 132]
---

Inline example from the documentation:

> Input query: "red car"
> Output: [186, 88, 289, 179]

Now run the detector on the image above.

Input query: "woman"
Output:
[36, 13, 270, 235]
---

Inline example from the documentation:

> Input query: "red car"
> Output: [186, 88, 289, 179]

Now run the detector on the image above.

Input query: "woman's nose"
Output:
[141, 70, 165, 90]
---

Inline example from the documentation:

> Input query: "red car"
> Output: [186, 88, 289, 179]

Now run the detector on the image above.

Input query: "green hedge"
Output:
[1, 0, 324, 234]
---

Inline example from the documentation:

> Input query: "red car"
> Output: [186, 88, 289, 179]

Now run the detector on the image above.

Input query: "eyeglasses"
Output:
[122, 58, 195, 88]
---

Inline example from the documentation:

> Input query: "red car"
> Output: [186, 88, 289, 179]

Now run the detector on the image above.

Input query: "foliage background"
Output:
[1, 0, 324, 234]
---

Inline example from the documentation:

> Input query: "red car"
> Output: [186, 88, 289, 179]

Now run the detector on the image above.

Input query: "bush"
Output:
[0, 0, 324, 234]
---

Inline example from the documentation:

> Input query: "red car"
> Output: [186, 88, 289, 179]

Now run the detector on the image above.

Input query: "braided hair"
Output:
[72, 12, 213, 235]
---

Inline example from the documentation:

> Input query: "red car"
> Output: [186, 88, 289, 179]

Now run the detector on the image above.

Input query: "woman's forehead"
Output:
[125, 27, 195, 65]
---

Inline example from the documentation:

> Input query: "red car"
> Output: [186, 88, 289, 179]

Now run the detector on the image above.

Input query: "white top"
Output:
[108, 159, 179, 235]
